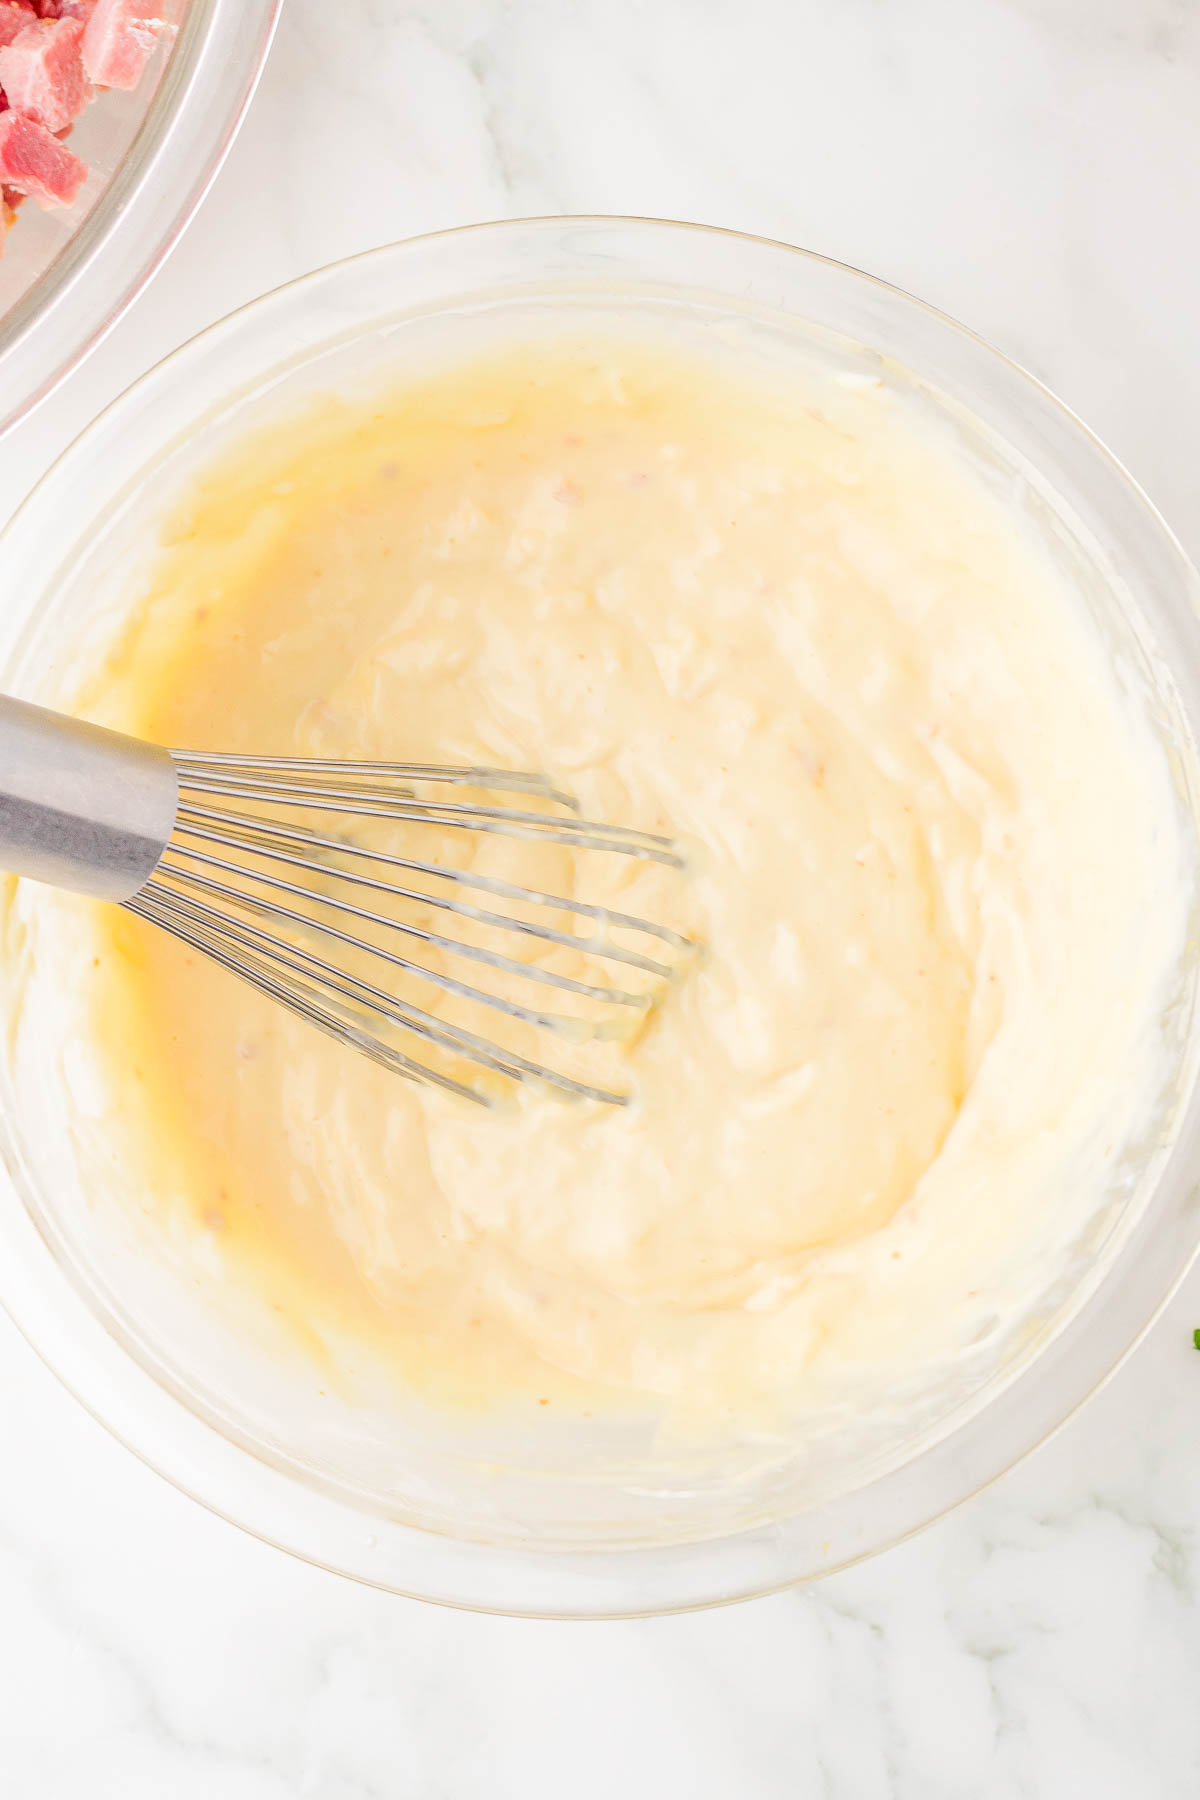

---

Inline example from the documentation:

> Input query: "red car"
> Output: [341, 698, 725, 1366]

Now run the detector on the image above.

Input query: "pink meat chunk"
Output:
[81, 0, 167, 90]
[0, 3, 37, 50]
[0, 17, 92, 132]
[0, 108, 86, 203]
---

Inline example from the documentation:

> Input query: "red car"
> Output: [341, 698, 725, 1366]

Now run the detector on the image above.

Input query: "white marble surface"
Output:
[2, 1, 1200, 1793]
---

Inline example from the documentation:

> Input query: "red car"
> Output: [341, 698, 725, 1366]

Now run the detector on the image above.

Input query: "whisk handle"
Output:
[0, 696, 178, 903]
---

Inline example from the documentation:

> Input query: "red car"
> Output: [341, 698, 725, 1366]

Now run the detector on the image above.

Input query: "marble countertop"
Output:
[2, 2, 1200, 1793]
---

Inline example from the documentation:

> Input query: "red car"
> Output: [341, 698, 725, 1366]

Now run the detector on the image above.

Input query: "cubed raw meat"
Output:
[0, 17, 92, 132]
[0, 3, 37, 50]
[81, 0, 167, 90]
[0, 108, 86, 203]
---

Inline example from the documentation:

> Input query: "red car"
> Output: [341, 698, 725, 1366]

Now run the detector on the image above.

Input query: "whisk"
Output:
[0, 696, 690, 1106]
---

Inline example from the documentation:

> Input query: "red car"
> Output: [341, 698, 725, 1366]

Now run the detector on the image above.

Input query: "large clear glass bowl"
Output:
[0, 0, 280, 436]
[1, 218, 1199, 1619]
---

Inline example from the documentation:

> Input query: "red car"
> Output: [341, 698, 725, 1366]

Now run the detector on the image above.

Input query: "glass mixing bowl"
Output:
[1, 218, 1199, 1619]
[0, 0, 280, 437]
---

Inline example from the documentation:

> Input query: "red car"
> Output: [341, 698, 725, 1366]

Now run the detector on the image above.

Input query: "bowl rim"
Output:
[2, 214, 1200, 1617]
[0, 0, 282, 440]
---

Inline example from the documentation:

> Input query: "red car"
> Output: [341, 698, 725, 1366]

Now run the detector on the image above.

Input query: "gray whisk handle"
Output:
[0, 695, 178, 902]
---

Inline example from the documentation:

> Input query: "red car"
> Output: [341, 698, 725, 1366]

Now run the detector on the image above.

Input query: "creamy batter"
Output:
[73, 333, 1186, 1427]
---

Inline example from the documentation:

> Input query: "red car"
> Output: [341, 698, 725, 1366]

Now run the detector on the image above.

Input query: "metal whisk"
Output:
[0, 696, 689, 1106]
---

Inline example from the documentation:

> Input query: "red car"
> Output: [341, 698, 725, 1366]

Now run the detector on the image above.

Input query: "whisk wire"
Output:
[127, 889, 487, 1105]
[169, 814, 675, 977]
[172, 748, 581, 809]
[173, 763, 682, 865]
[155, 849, 657, 1010]
[128, 750, 690, 1104]
[129, 884, 630, 1106]
[175, 798, 688, 946]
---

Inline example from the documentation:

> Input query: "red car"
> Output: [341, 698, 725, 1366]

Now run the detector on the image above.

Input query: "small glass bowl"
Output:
[0, 0, 280, 437]
[1, 218, 1199, 1618]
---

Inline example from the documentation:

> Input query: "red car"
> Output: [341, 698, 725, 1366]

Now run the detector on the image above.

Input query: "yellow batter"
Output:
[74, 333, 1185, 1426]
